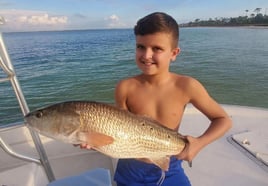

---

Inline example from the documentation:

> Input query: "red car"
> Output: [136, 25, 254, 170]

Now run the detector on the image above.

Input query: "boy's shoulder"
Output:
[171, 73, 207, 96]
[171, 73, 198, 86]
[115, 75, 140, 92]
[117, 75, 138, 85]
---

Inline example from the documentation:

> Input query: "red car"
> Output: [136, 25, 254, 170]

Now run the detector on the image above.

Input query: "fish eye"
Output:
[35, 111, 43, 118]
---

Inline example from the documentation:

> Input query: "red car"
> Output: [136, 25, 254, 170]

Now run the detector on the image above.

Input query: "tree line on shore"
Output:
[181, 8, 268, 27]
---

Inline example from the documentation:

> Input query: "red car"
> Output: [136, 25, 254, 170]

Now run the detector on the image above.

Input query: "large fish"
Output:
[25, 101, 186, 170]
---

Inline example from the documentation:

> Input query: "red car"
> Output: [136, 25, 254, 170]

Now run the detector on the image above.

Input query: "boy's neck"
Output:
[140, 72, 172, 86]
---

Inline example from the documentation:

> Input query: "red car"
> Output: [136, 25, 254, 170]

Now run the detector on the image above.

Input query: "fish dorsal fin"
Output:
[150, 156, 170, 171]
[78, 132, 114, 148]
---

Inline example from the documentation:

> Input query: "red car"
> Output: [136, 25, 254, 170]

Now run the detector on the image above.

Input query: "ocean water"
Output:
[0, 27, 267, 125]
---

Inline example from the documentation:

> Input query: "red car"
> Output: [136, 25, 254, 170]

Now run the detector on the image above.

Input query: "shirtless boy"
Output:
[113, 12, 232, 186]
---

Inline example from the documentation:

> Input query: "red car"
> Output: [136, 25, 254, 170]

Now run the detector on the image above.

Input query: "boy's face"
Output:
[135, 32, 180, 76]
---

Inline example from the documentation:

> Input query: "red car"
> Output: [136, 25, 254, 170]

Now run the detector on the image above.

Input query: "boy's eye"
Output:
[136, 44, 144, 49]
[153, 47, 163, 52]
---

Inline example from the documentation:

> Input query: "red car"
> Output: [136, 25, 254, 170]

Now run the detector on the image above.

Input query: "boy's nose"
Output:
[143, 49, 153, 59]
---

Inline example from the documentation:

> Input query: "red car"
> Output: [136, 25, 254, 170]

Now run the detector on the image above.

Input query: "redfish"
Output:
[25, 101, 186, 170]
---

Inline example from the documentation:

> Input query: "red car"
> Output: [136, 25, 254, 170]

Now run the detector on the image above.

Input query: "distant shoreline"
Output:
[2, 25, 268, 34]
[180, 24, 268, 29]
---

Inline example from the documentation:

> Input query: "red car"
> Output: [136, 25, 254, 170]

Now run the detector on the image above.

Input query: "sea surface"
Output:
[0, 27, 267, 125]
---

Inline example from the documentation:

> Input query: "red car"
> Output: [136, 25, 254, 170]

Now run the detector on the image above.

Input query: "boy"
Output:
[113, 12, 232, 186]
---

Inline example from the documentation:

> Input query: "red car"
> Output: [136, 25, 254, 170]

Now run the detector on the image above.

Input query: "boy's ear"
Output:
[171, 47, 180, 61]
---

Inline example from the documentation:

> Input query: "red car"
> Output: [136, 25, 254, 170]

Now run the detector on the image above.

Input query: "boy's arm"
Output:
[114, 80, 129, 110]
[177, 78, 232, 162]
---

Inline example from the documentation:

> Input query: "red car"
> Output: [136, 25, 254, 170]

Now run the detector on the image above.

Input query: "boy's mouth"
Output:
[142, 61, 156, 66]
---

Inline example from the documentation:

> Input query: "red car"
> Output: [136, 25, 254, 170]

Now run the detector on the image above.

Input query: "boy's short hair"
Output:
[134, 12, 179, 48]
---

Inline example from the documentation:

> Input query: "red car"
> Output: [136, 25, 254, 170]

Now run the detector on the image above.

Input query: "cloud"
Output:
[0, 9, 129, 31]
[1, 9, 68, 25]
[0, 9, 68, 32]
[17, 14, 67, 25]
[105, 14, 126, 28]
[109, 14, 119, 22]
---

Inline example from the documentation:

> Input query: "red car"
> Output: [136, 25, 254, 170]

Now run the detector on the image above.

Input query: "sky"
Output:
[0, 0, 268, 32]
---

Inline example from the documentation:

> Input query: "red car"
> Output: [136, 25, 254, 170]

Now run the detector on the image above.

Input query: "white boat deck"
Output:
[181, 104, 268, 186]
[0, 104, 267, 186]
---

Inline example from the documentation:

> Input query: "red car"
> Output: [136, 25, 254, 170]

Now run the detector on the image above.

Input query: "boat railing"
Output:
[0, 33, 55, 182]
[0, 124, 41, 165]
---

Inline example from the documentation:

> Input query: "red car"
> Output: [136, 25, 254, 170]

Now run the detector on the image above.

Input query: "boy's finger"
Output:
[79, 143, 90, 149]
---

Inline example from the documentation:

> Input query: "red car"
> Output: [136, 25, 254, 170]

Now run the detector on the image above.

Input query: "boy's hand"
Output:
[176, 135, 202, 162]
[73, 143, 91, 149]
[79, 143, 91, 149]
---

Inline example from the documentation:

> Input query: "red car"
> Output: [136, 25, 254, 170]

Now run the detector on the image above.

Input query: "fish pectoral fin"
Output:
[78, 132, 114, 148]
[150, 156, 170, 171]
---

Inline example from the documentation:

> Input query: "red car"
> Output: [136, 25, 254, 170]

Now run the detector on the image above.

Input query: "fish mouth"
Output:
[24, 112, 37, 126]
[24, 112, 31, 119]
[24, 113, 30, 123]
[24, 117, 32, 127]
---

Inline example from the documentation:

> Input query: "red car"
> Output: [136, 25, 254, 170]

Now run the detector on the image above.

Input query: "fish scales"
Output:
[25, 101, 186, 169]
[76, 102, 182, 158]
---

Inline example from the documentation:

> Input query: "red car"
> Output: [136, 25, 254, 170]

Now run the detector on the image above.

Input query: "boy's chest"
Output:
[126, 87, 188, 129]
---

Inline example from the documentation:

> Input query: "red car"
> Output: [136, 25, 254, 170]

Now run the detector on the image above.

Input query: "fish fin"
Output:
[150, 156, 170, 171]
[78, 132, 114, 148]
